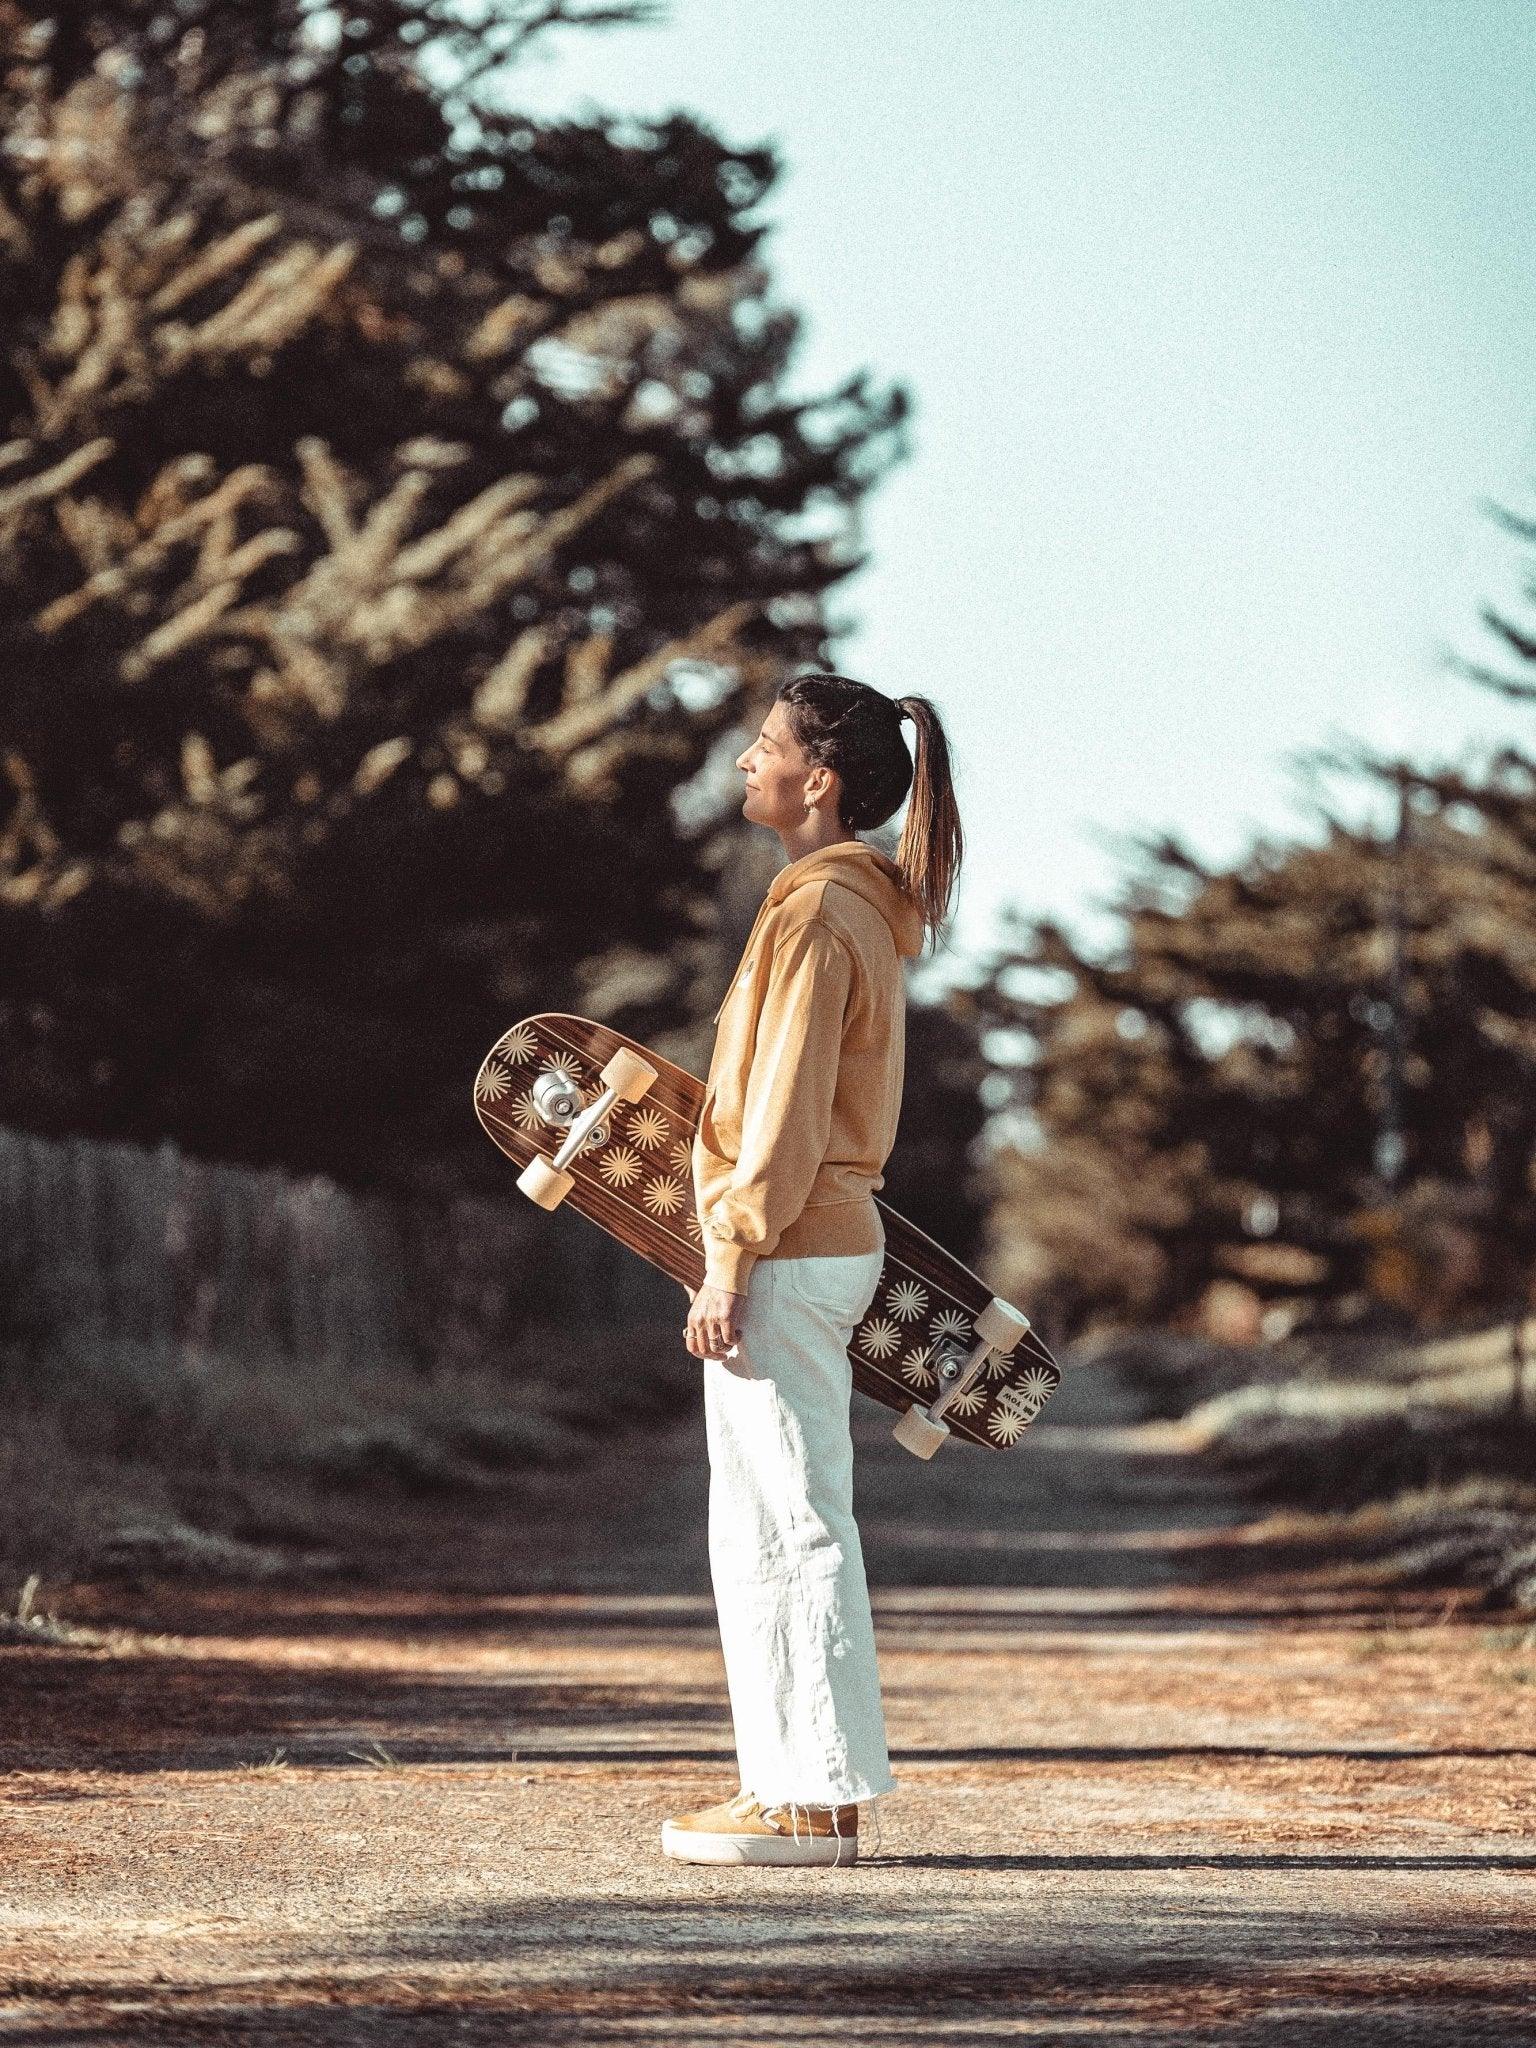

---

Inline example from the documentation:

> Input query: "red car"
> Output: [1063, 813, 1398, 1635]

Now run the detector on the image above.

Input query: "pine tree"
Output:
[972, 484, 1536, 1338]
[0, 2, 909, 1191]
[972, 786, 1536, 1335]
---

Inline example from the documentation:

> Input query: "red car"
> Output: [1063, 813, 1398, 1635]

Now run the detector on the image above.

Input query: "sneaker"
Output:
[661, 1791, 860, 1866]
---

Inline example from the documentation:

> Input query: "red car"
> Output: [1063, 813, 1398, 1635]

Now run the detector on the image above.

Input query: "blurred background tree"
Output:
[967, 564, 1536, 1340]
[0, 0, 913, 1198]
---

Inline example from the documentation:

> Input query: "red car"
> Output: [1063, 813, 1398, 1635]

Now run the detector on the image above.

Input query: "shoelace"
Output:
[729, 1792, 876, 1864]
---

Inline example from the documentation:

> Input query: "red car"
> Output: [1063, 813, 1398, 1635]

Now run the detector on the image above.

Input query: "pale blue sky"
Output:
[502, 0, 1536, 976]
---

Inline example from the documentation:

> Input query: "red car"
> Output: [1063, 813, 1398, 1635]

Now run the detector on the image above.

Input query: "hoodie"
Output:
[691, 838, 925, 1293]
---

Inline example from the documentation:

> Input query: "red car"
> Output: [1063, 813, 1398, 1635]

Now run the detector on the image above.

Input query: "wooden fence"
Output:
[0, 1122, 666, 1376]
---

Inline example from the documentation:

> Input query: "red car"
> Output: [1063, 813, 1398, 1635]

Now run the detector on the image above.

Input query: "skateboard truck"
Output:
[892, 1298, 1033, 1459]
[517, 1047, 657, 1209]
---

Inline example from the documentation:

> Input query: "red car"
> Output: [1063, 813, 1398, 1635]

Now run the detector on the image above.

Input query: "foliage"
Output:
[971, 687, 1536, 1337]
[0, 1, 909, 1190]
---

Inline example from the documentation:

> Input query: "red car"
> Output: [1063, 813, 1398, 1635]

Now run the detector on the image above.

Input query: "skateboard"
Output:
[474, 1015, 1061, 1458]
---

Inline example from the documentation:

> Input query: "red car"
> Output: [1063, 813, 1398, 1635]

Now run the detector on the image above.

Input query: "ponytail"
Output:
[891, 695, 963, 953]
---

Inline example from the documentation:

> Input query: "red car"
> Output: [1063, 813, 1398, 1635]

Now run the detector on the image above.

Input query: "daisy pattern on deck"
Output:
[684, 1211, 703, 1243]
[945, 1381, 986, 1418]
[929, 1307, 971, 1345]
[858, 1316, 901, 1362]
[510, 1089, 545, 1133]
[986, 1401, 1030, 1445]
[476, 1059, 512, 1103]
[900, 1344, 937, 1390]
[493, 1022, 539, 1066]
[1013, 1367, 1056, 1413]
[642, 1175, 685, 1217]
[628, 1106, 670, 1152]
[598, 1145, 644, 1190]
[669, 1136, 693, 1176]
[885, 1279, 928, 1322]
[987, 1375, 1051, 1445]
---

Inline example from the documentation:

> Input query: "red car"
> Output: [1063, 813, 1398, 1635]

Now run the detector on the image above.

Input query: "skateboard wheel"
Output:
[517, 1154, 575, 1210]
[600, 1046, 657, 1102]
[974, 1298, 1031, 1353]
[893, 1405, 951, 1460]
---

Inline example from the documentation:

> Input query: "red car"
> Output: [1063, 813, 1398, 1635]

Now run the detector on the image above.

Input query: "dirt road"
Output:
[4, 1353, 1534, 2043]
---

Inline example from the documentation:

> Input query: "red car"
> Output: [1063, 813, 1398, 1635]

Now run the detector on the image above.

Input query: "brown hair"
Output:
[775, 671, 964, 954]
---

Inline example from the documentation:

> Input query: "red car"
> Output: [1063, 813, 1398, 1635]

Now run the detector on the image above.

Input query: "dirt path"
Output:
[3, 1355, 1534, 2044]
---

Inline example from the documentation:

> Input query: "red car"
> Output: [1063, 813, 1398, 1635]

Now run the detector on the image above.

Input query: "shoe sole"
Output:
[660, 1822, 858, 1867]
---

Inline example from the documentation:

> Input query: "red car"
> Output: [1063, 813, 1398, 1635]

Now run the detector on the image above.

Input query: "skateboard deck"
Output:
[474, 1014, 1061, 1454]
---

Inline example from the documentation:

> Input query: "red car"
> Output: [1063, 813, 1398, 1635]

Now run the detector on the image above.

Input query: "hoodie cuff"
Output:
[702, 1238, 758, 1294]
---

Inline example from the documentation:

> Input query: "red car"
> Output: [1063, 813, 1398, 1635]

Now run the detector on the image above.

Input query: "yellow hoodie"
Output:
[692, 838, 925, 1293]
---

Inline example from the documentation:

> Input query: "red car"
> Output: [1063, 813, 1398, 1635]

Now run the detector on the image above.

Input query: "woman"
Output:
[662, 670, 963, 1868]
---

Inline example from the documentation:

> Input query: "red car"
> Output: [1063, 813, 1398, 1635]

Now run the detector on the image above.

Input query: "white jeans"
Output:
[703, 1244, 895, 1808]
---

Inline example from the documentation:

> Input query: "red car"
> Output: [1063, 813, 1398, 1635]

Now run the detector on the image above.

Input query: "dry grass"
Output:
[0, 1311, 693, 1612]
[1089, 1315, 1536, 1419]
[1233, 1479, 1536, 1614]
[1178, 1357, 1536, 1502]
[0, 1573, 182, 1653]
[1106, 1320, 1536, 1617]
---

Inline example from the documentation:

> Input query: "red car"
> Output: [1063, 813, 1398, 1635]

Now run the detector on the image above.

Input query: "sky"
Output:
[499, 0, 1536, 982]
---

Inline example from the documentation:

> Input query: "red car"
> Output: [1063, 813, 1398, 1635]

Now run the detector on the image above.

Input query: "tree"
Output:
[970, 784, 1536, 1336]
[970, 482, 1536, 1339]
[0, 0, 909, 1192]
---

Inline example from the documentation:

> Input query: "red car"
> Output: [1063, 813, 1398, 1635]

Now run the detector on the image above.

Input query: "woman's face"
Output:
[735, 703, 833, 829]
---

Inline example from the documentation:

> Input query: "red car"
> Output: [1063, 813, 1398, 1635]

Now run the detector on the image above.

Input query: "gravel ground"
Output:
[2, 1353, 1534, 2044]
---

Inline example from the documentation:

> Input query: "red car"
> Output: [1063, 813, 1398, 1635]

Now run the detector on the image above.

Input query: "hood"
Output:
[766, 838, 925, 960]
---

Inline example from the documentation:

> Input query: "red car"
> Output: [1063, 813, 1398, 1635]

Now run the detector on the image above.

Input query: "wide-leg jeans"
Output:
[702, 1244, 896, 1807]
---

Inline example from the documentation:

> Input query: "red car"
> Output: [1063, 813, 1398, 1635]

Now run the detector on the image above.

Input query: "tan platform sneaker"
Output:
[661, 1791, 860, 1866]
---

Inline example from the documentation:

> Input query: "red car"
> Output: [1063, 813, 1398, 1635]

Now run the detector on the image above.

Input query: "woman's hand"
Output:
[684, 1281, 745, 1359]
